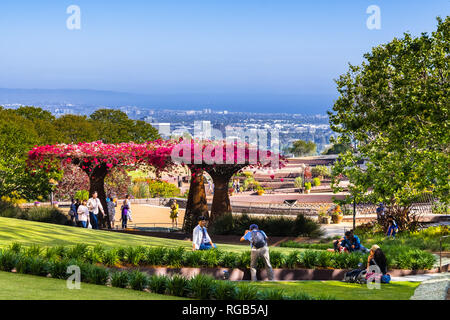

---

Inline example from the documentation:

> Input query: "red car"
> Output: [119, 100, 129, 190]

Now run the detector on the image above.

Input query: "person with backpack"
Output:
[192, 216, 217, 250]
[240, 224, 274, 281]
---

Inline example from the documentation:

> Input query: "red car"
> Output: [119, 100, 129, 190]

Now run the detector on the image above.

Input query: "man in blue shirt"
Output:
[240, 224, 274, 281]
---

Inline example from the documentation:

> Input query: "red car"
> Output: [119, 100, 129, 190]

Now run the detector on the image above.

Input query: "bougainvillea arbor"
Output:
[170, 140, 285, 231]
[28, 140, 177, 228]
[28, 139, 284, 231]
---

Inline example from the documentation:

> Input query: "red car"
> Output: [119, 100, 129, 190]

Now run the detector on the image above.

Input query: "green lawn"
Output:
[0, 217, 298, 253]
[251, 281, 420, 300]
[0, 271, 187, 300]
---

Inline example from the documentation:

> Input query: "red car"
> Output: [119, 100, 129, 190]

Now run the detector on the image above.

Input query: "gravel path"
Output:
[409, 273, 450, 300]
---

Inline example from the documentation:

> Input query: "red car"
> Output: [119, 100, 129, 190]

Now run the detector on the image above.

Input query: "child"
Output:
[120, 200, 129, 229]
[386, 216, 398, 238]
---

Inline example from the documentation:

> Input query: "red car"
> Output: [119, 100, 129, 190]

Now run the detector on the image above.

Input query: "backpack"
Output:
[251, 230, 266, 249]
[343, 269, 367, 284]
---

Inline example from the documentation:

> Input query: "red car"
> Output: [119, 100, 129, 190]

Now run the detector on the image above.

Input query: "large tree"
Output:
[289, 140, 317, 157]
[0, 108, 60, 201]
[90, 109, 160, 143]
[329, 17, 449, 231]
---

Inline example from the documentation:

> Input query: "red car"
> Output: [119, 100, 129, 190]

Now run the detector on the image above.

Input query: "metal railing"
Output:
[440, 235, 449, 271]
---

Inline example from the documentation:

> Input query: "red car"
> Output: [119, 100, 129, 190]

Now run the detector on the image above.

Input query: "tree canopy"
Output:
[329, 17, 449, 223]
[289, 140, 317, 157]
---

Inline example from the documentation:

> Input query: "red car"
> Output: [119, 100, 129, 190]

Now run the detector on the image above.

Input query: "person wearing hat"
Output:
[240, 224, 274, 281]
[192, 216, 216, 251]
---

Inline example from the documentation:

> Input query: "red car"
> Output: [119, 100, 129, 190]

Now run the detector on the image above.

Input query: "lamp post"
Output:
[49, 179, 59, 207]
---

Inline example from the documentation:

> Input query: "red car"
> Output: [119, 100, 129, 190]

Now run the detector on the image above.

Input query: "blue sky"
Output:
[0, 1, 448, 113]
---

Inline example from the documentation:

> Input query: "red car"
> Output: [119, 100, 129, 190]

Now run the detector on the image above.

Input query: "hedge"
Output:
[0, 248, 334, 300]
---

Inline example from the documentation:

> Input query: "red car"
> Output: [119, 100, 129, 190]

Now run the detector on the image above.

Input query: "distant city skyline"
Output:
[0, 1, 448, 113]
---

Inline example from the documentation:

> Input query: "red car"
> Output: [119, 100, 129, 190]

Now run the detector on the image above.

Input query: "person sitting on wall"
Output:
[192, 216, 217, 251]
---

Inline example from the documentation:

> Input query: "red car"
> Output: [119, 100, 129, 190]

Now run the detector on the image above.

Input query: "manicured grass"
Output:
[0, 217, 299, 253]
[251, 281, 420, 300]
[0, 271, 187, 300]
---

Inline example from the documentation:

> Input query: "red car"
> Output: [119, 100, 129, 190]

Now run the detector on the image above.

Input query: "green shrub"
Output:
[15, 255, 32, 274]
[301, 251, 319, 269]
[287, 291, 315, 300]
[312, 177, 321, 187]
[128, 271, 149, 291]
[164, 247, 185, 268]
[148, 275, 169, 294]
[286, 251, 302, 269]
[0, 250, 19, 272]
[85, 264, 109, 285]
[110, 271, 129, 288]
[25, 244, 42, 257]
[145, 247, 169, 266]
[125, 246, 145, 266]
[269, 250, 285, 268]
[211, 213, 322, 237]
[103, 249, 120, 267]
[259, 289, 286, 300]
[148, 180, 180, 198]
[218, 251, 239, 269]
[236, 283, 259, 300]
[0, 201, 24, 219]
[23, 206, 70, 225]
[9, 242, 22, 254]
[182, 250, 203, 268]
[66, 244, 89, 260]
[74, 190, 89, 201]
[84, 245, 105, 264]
[213, 280, 237, 300]
[188, 274, 215, 299]
[28, 257, 50, 276]
[311, 165, 330, 178]
[167, 275, 189, 297]
[294, 177, 303, 189]
[49, 259, 71, 279]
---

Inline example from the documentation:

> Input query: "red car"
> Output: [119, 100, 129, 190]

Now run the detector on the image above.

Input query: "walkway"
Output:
[409, 273, 450, 300]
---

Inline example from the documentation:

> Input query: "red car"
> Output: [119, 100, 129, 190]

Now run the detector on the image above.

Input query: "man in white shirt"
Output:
[87, 191, 104, 230]
[192, 216, 216, 251]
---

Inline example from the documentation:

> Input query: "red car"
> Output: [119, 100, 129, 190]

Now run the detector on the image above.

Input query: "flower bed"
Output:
[0, 247, 336, 300]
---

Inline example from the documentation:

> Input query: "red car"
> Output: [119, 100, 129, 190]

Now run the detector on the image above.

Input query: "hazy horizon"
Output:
[0, 1, 448, 113]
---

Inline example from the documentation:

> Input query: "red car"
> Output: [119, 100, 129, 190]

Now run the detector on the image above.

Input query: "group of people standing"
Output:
[68, 192, 133, 230]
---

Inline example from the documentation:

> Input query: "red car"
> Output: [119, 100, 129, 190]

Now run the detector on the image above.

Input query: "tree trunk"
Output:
[85, 164, 111, 229]
[209, 174, 233, 223]
[182, 168, 208, 233]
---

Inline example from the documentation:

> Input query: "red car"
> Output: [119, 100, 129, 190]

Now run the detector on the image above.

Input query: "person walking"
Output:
[87, 191, 104, 230]
[120, 198, 130, 229]
[192, 216, 216, 250]
[77, 200, 90, 228]
[240, 224, 274, 281]
[106, 195, 117, 229]
[68, 198, 78, 225]
[170, 199, 179, 228]
[123, 195, 133, 222]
